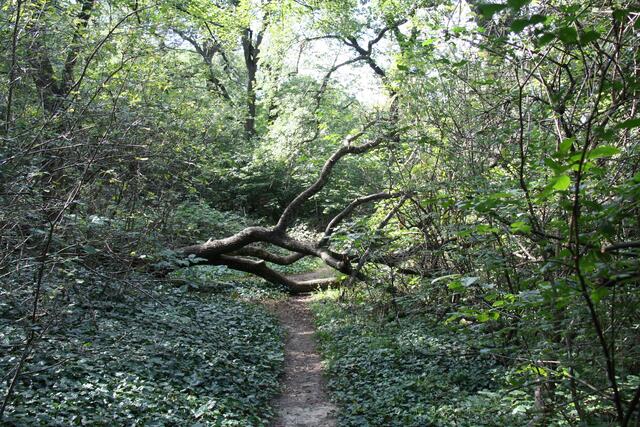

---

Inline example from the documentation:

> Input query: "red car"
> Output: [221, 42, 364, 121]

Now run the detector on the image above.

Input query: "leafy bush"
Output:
[311, 291, 527, 427]
[167, 201, 254, 245]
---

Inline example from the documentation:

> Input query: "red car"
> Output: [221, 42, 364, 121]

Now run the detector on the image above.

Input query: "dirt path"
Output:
[270, 294, 337, 427]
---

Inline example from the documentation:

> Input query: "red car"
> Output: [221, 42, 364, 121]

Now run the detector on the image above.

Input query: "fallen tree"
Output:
[161, 14, 421, 293]
[169, 124, 406, 293]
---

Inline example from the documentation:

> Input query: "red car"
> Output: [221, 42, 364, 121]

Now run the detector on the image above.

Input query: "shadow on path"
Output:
[270, 294, 336, 427]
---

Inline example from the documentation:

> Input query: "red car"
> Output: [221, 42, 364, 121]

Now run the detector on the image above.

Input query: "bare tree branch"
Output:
[233, 246, 306, 265]
[319, 192, 397, 247]
[167, 124, 399, 292]
[275, 127, 387, 231]
[204, 255, 336, 293]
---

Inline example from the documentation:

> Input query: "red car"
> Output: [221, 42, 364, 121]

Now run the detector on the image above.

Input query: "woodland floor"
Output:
[269, 284, 337, 427]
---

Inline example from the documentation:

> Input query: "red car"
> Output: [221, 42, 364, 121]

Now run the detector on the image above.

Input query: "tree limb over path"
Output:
[169, 11, 420, 293]
[172, 125, 406, 293]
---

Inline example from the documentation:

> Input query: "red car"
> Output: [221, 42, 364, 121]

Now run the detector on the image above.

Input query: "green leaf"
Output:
[529, 14, 547, 25]
[510, 221, 532, 233]
[510, 19, 530, 33]
[507, 0, 530, 9]
[616, 118, 640, 129]
[422, 38, 436, 46]
[551, 175, 571, 191]
[537, 32, 555, 46]
[587, 146, 620, 159]
[508, 14, 545, 32]
[559, 137, 574, 155]
[579, 254, 597, 273]
[612, 8, 628, 22]
[544, 158, 568, 174]
[569, 152, 583, 163]
[476, 310, 499, 322]
[591, 287, 610, 304]
[83, 245, 98, 255]
[474, 224, 500, 234]
[579, 30, 600, 45]
[556, 26, 578, 44]
[477, 3, 508, 19]
[477, 311, 490, 322]
[448, 280, 464, 292]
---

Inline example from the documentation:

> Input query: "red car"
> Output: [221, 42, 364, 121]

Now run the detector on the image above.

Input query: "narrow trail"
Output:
[270, 293, 337, 427]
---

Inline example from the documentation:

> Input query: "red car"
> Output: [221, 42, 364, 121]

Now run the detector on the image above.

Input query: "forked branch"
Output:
[171, 127, 397, 292]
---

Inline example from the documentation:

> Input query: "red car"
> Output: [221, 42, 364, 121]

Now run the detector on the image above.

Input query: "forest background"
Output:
[1, 0, 639, 425]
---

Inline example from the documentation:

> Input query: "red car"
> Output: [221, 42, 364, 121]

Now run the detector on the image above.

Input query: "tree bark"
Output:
[242, 28, 262, 142]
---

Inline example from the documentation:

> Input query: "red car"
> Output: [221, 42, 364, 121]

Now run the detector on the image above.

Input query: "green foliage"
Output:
[0, 282, 284, 425]
[170, 266, 290, 301]
[168, 201, 253, 244]
[311, 292, 524, 426]
[2, 0, 640, 424]
[477, 4, 508, 19]
[319, 0, 640, 422]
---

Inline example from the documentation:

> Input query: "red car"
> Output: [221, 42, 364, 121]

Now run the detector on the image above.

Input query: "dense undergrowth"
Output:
[2, 0, 639, 424]
[311, 288, 639, 427]
[311, 290, 512, 426]
[0, 270, 286, 426]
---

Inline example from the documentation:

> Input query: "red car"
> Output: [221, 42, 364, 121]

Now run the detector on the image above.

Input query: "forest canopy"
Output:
[1, 0, 639, 425]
